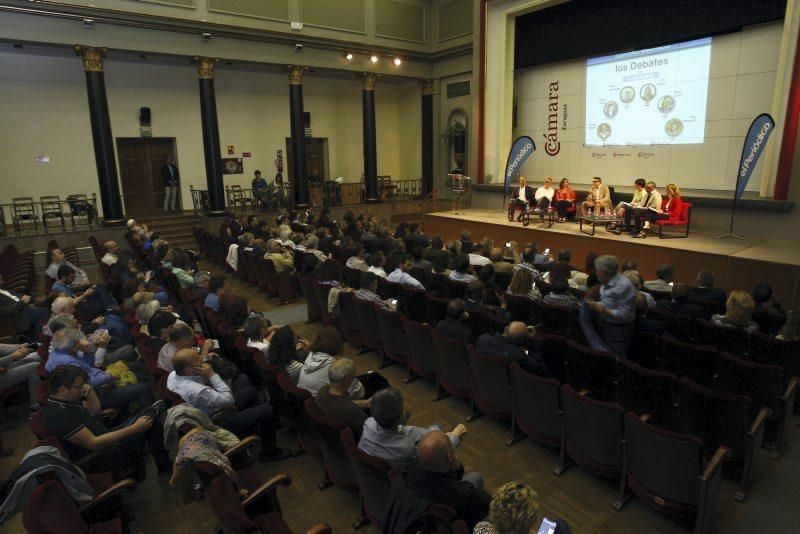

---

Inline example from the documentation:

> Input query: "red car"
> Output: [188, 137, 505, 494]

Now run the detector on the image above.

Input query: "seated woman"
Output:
[543, 262, 577, 309]
[135, 299, 161, 336]
[712, 290, 759, 334]
[170, 249, 195, 288]
[553, 178, 576, 223]
[474, 481, 569, 534]
[631, 183, 683, 239]
[297, 326, 365, 398]
[506, 267, 542, 300]
[266, 325, 309, 384]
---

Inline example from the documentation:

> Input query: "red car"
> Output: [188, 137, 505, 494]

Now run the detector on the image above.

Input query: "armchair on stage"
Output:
[653, 200, 693, 238]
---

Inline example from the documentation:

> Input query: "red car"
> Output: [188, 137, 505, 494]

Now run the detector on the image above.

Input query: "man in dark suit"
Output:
[425, 237, 450, 273]
[656, 283, 702, 318]
[475, 321, 551, 377]
[508, 176, 535, 222]
[0, 274, 48, 336]
[687, 270, 726, 315]
[435, 299, 473, 344]
[161, 156, 180, 212]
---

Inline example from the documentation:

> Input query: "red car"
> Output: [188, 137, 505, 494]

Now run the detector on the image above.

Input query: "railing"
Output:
[191, 179, 425, 215]
[0, 194, 99, 236]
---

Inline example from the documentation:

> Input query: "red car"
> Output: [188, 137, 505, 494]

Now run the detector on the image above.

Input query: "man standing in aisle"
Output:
[161, 156, 180, 212]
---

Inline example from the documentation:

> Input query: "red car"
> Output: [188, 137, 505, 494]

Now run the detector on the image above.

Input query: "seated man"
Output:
[752, 282, 787, 336]
[609, 178, 646, 231]
[386, 255, 425, 290]
[688, 270, 727, 313]
[354, 272, 395, 311]
[315, 358, 369, 439]
[655, 283, 702, 318]
[167, 348, 289, 462]
[476, 321, 552, 377]
[424, 237, 450, 273]
[643, 263, 674, 293]
[46, 328, 154, 412]
[581, 177, 612, 216]
[435, 298, 473, 344]
[264, 239, 295, 275]
[345, 243, 370, 272]
[204, 275, 228, 312]
[40, 365, 171, 479]
[629, 181, 663, 237]
[490, 248, 514, 276]
[403, 430, 490, 531]
[47, 314, 137, 368]
[101, 240, 119, 267]
[0, 343, 41, 412]
[508, 176, 534, 222]
[359, 388, 466, 470]
[46, 248, 91, 291]
[533, 177, 555, 214]
[367, 251, 388, 278]
[0, 274, 49, 336]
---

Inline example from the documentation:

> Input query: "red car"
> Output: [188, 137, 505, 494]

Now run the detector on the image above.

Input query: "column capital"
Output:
[362, 72, 380, 91]
[421, 79, 434, 95]
[193, 57, 219, 79]
[75, 46, 107, 72]
[288, 65, 308, 85]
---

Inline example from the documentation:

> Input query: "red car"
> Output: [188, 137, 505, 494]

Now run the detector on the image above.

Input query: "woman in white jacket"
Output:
[297, 326, 365, 399]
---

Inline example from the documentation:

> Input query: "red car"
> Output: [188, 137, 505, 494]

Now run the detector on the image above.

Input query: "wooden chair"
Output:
[353, 297, 383, 356]
[298, 274, 322, 323]
[693, 317, 750, 357]
[399, 285, 428, 323]
[658, 335, 717, 386]
[564, 340, 617, 401]
[556, 384, 627, 507]
[621, 412, 730, 532]
[338, 291, 362, 349]
[507, 361, 562, 448]
[340, 427, 393, 528]
[467, 346, 513, 424]
[677, 377, 770, 502]
[314, 281, 339, 328]
[12, 196, 39, 233]
[303, 397, 359, 495]
[400, 316, 438, 383]
[504, 293, 535, 323]
[425, 293, 450, 325]
[617, 357, 678, 428]
[375, 304, 409, 369]
[343, 266, 362, 289]
[713, 351, 798, 460]
[430, 330, 472, 405]
[40, 195, 66, 231]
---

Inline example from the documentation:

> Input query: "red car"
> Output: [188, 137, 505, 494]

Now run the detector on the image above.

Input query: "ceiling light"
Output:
[345, 52, 353, 61]
[393, 57, 402, 66]
[370, 55, 378, 63]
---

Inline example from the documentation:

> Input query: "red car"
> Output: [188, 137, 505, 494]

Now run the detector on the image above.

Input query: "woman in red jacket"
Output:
[553, 178, 576, 223]
[635, 183, 683, 238]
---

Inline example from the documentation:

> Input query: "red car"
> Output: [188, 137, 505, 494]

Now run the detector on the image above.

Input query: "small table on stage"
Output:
[580, 213, 624, 236]
[522, 207, 556, 228]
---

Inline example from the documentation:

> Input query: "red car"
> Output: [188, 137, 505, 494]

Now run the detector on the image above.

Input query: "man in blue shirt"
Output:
[204, 275, 228, 312]
[46, 327, 153, 411]
[579, 255, 637, 357]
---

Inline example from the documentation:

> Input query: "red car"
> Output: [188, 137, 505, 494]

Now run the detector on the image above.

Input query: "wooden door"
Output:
[116, 138, 179, 215]
[285, 137, 327, 181]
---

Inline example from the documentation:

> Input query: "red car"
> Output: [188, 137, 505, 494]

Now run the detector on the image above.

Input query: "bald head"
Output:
[506, 321, 532, 344]
[417, 430, 453, 473]
[173, 348, 200, 376]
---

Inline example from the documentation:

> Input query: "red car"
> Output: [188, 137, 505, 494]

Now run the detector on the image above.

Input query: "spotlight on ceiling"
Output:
[370, 55, 379, 63]
[393, 57, 402, 66]
[345, 52, 353, 61]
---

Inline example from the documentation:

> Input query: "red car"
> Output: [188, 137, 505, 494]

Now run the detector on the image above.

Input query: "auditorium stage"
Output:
[423, 209, 800, 306]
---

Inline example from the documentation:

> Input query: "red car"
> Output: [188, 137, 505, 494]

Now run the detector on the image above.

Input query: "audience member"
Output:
[580, 255, 637, 357]
[0, 344, 41, 411]
[345, 243, 369, 272]
[506, 267, 542, 300]
[449, 254, 476, 282]
[266, 326, 308, 384]
[435, 299, 473, 343]
[244, 314, 278, 355]
[751, 282, 787, 336]
[712, 290, 759, 333]
[543, 262, 578, 308]
[476, 322, 551, 377]
[387, 255, 425, 289]
[655, 283, 702, 317]
[359, 388, 466, 469]
[168, 348, 290, 462]
[298, 326, 365, 398]
[101, 241, 120, 266]
[777, 310, 800, 341]
[367, 251, 388, 278]
[315, 358, 369, 439]
[204, 275, 228, 312]
[643, 264, 674, 292]
[689, 270, 727, 309]
[264, 239, 296, 274]
[354, 272, 395, 311]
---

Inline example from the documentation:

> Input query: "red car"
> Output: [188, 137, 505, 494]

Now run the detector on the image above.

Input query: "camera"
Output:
[294, 43, 304, 52]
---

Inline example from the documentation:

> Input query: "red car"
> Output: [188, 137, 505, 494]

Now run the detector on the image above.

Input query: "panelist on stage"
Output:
[632, 183, 683, 239]
[553, 178, 576, 222]
[610, 178, 646, 231]
[628, 181, 664, 237]
[533, 177, 555, 219]
[581, 177, 612, 216]
[507, 176, 534, 222]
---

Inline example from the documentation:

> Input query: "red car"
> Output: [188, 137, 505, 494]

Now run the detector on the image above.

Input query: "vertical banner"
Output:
[735, 113, 775, 200]
[503, 136, 536, 195]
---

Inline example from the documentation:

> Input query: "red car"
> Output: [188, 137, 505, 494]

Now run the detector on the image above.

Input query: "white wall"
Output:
[0, 51, 417, 216]
[512, 22, 783, 191]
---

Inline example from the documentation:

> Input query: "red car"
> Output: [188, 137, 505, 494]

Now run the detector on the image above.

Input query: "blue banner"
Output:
[735, 113, 775, 200]
[503, 136, 536, 195]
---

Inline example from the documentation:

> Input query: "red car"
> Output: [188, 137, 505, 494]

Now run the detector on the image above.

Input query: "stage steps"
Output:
[134, 212, 200, 251]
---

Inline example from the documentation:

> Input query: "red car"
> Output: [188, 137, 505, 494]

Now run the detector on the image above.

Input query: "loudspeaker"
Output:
[139, 107, 151, 127]
[303, 112, 311, 127]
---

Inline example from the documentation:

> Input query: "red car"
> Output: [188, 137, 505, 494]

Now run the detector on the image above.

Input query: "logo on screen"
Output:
[638, 152, 655, 158]
[544, 81, 561, 156]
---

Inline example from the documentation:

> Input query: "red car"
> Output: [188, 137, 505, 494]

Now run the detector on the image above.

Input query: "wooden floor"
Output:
[424, 209, 800, 307]
[2, 261, 800, 533]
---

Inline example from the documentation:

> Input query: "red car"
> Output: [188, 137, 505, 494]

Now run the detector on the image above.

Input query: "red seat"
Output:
[653, 201, 692, 238]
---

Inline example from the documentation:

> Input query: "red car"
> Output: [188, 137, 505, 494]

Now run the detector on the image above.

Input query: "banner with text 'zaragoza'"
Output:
[735, 113, 774, 200]
[504, 136, 536, 195]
